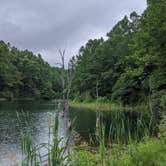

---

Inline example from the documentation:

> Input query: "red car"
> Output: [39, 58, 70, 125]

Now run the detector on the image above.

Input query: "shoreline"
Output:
[0, 97, 56, 101]
[69, 101, 148, 112]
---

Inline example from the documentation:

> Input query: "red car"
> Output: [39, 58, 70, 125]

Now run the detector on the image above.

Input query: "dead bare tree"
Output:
[56, 49, 74, 112]
[59, 49, 65, 103]
[66, 62, 75, 102]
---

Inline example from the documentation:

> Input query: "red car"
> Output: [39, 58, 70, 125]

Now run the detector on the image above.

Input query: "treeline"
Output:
[0, 41, 61, 100]
[0, 0, 165, 106]
[70, 0, 166, 106]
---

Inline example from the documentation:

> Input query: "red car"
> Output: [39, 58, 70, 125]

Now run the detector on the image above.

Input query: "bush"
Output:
[151, 90, 166, 112]
[70, 150, 99, 166]
[72, 135, 166, 166]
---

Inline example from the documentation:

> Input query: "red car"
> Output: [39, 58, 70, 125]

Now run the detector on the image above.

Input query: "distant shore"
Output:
[0, 97, 54, 101]
[69, 101, 147, 112]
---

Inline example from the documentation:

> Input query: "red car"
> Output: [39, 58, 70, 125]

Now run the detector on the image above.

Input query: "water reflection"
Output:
[0, 101, 57, 166]
[0, 101, 154, 165]
[58, 110, 74, 158]
[0, 101, 81, 165]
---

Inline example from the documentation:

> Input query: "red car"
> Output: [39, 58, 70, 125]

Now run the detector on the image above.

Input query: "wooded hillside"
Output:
[0, 41, 61, 99]
[70, 0, 166, 107]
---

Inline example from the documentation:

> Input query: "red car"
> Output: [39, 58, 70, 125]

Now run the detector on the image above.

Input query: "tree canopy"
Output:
[71, 0, 166, 105]
[0, 41, 61, 100]
[0, 0, 165, 106]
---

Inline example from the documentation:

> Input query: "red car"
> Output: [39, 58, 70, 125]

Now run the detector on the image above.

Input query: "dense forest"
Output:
[70, 0, 166, 107]
[0, 42, 61, 100]
[0, 0, 165, 108]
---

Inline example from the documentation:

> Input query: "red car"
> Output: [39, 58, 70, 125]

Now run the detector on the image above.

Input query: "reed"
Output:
[98, 122, 106, 166]
[19, 112, 70, 166]
[107, 111, 153, 144]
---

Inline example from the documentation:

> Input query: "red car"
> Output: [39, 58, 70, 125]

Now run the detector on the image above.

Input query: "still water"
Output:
[0, 100, 97, 166]
[0, 100, 152, 165]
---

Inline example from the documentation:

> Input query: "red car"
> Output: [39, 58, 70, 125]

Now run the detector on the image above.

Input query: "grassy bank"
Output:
[71, 133, 166, 166]
[69, 101, 148, 112]
[19, 107, 165, 165]
[21, 130, 166, 165]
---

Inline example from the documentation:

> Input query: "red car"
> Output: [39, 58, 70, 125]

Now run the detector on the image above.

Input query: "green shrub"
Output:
[108, 136, 166, 166]
[72, 135, 166, 166]
[69, 150, 99, 166]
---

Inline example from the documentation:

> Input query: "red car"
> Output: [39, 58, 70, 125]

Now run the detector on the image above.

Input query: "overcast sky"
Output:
[0, 0, 147, 66]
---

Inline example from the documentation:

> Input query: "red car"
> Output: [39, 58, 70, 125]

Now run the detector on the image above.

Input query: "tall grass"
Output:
[19, 112, 71, 166]
[101, 109, 159, 144]
[18, 96, 161, 165]
[98, 122, 106, 166]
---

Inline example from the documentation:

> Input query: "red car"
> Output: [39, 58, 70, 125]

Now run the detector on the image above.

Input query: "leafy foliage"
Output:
[0, 41, 61, 99]
[71, 0, 166, 106]
[71, 135, 166, 166]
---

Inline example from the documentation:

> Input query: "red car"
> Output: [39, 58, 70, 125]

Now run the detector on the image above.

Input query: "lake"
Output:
[0, 100, 154, 165]
[0, 100, 98, 165]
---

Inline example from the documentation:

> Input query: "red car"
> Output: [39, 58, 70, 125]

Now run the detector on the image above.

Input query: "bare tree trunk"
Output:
[58, 49, 66, 111]
[58, 49, 74, 112]
[66, 63, 74, 103]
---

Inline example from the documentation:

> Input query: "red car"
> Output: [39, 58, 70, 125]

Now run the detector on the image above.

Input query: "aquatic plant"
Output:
[19, 112, 71, 166]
